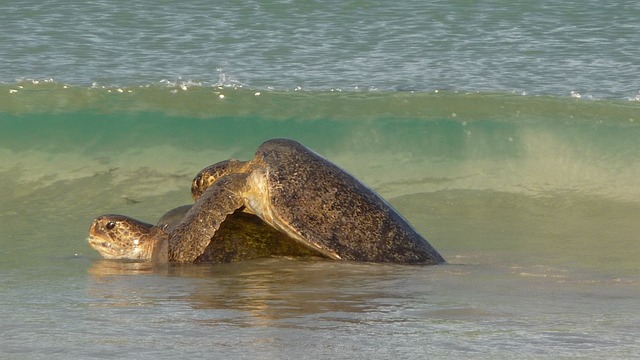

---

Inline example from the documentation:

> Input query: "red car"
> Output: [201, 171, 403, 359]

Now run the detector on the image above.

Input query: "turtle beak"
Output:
[87, 235, 125, 259]
[87, 235, 111, 256]
[87, 234, 108, 247]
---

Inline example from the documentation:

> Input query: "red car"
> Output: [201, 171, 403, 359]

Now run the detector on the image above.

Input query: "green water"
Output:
[1, 85, 639, 358]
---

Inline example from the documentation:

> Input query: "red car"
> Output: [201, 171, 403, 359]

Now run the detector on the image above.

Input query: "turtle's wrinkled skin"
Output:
[88, 207, 319, 263]
[168, 138, 445, 264]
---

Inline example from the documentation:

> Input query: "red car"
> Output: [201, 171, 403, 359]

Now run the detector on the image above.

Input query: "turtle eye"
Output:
[105, 221, 116, 230]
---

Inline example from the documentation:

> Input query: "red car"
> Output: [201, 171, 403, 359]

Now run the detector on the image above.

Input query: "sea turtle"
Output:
[88, 205, 319, 263]
[89, 138, 445, 264]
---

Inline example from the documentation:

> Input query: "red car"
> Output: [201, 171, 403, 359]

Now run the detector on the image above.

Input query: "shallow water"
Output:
[2, 89, 640, 359]
[3, 248, 639, 358]
[1, 0, 640, 358]
[1, 115, 639, 358]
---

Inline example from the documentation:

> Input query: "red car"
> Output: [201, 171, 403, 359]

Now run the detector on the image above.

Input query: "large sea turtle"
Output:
[88, 206, 319, 263]
[89, 138, 445, 264]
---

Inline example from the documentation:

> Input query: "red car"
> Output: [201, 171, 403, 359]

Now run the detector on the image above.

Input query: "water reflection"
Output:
[82, 258, 640, 358]
[87, 258, 455, 327]
[88, 259, 159, 277]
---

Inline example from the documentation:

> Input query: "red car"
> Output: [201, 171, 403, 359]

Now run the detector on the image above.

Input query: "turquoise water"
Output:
[1, 1, 640, 359]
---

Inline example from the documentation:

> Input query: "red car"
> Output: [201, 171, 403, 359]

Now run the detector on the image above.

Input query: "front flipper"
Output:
[168, 173, 249, 262]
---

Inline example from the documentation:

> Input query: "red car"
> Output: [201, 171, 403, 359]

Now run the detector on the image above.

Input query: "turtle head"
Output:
[191, 159, 247, 200]
[88, 215, 157, 260]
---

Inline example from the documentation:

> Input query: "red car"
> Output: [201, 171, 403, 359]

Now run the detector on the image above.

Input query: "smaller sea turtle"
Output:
[88, 206, 319, 263]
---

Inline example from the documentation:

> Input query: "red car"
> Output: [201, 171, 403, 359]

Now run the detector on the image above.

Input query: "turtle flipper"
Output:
[168, 173, 249, 262]
[156, 204, 192, 232]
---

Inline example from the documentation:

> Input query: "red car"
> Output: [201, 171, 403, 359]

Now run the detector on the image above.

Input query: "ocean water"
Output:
[1, 1, 639, 359]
